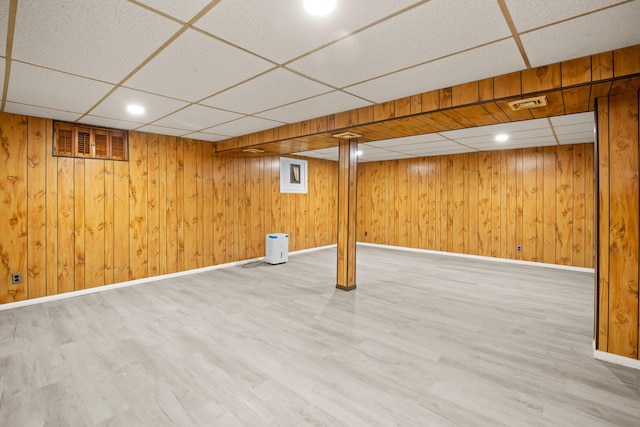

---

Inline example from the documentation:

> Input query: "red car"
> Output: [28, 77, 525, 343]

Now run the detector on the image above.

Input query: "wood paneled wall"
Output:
[0, 113, 338, 304]
[596, 91, 639, 360]
[357, 143, 595, 268]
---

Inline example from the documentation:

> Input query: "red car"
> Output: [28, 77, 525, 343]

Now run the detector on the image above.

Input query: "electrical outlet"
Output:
[516, 245, 522, 252]
[364, 231, 368, 237]
[12, 273, 22, 284]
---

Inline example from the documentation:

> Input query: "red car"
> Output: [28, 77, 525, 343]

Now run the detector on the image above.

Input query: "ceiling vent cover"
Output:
[508, 96, 548, 111]
[332, 131, 362, 139]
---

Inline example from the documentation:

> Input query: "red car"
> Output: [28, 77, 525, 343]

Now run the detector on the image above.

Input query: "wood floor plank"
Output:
[1, 246, 639, 426]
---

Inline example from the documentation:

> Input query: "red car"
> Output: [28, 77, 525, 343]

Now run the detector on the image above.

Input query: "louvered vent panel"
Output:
[54, 121, 127, 161]
[111, 132, 125, 160]
[95, 131, 108, 158]
[77, 129, 91, 156]
[57, 127, 73, 155]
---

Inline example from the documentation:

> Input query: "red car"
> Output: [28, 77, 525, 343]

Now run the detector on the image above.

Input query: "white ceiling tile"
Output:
[408, 146, 477, 156]
[521, 1, 640, 67]
[183, 132, 229, 142]
[136, 124, 191, 137]
[0, 57, 4, 88]
[135, 0, 212, 22]
[457, 129, 554, 146]
[504, 0, 624, 32]
[12, 0, 181, 82]
[357, 145, 389, 154]
[553, 123, 594, 135]
[200, 68, 333, 114]
[395, 142, 464, 153]
[556, 132, 595, 144]
[366, 133, 448, 148]
[550, 112, 594, 126]
[0, 3, 7, 56]
[298, 147, 338, 156]
[470, 137, 558, 151]
[370, 139, 453, 150]
[153, 104, 243, 131]
[510, 128, 557, 140]
[195, 0, 420, 64]
[440, 117, 550, 139]
[288, 0, 511, 88]
[256, 91, 371, 123]
[78, 115, 145, 130]
[345, 39, 526, 103]
[125, 29, 274, 102]
[204, 116, 284, 137]
[91, 87, 189, 123]
[7, 62, 113, 113]
[4, 101, 82, 122]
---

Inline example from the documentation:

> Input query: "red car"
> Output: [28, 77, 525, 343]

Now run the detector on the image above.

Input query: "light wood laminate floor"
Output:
[1, 245, 639, 426]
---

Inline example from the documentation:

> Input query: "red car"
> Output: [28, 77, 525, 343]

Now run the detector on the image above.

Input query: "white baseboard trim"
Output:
[357, 242, 595, 273]
[593, 341, 640, 370]
[0, 244, 338, 312]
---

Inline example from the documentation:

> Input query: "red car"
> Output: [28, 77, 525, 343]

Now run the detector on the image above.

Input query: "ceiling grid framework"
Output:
[0, 0, 638, 156]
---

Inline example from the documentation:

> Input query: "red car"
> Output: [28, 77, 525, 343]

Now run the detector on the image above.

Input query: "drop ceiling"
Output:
[296, 112, 595, 162]
[1, 0, 638, 160]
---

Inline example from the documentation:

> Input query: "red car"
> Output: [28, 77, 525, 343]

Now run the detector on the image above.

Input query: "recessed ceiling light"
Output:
[304, 0, 337, 16]
[495, 134, 509, 142]
[356, 150, 363, 156]
[126, 104, 145, 115]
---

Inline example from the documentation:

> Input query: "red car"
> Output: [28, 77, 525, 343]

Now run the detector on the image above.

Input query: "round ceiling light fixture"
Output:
[126, 104, 145, 115]
[304, 0, 337, 16]
[495, 134, 509, 142]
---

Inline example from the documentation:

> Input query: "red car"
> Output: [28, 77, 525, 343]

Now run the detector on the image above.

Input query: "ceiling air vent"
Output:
[507, 96, 548, 111]
[332, 131, 362, 139]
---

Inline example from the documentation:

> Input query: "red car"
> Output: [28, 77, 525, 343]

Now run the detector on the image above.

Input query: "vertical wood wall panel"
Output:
[573, 144, 586, 268]
[556, 145, 573, 265]
[57, 158, 75, 294]
[196, 141, 204, 268]
[176, 138, 185, 271]
[45, 129, 58, 296]
[166, 137, 178, 274]
[212, 153, 225, 264]
[147, 134, 160, 277]
[467, 153, 479, 255]
[104, 161, 114, 285]
[0, 112, 338, 304]
[358, 143, 595, 269]
[597, 92, 639, 359]
[74, 160, 86, 291]
[0, 115, 27, 302]
[158, 135, 168, 275]
[26, 117, 47, 298]
[113, 160, 129, 283]
[478, 152, 492, 257]
[521, 149, 537, 261]
[183, 139, 198, 271]
[202, 142, 215, 266]
[129, 132, 148, 280]
[84, 160, 105, 289]
[543, 147, 557, 264]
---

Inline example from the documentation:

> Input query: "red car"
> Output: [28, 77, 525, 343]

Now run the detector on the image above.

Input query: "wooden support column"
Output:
[336, 139, 358, 291]
[595, 90, 640, 360]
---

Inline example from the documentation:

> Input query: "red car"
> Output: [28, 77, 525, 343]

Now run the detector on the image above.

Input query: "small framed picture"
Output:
[280, 157, 308, 193]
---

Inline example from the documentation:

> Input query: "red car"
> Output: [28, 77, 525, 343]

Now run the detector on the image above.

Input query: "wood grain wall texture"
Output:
[0, 113, 338, 304]
[596, 91, 639, 360]
[357, 143, 595, 268]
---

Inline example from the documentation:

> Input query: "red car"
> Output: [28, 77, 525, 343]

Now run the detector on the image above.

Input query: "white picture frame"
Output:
[280, 157, 308, 193]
